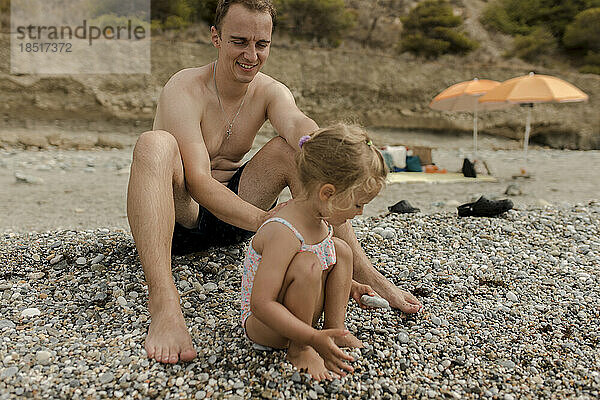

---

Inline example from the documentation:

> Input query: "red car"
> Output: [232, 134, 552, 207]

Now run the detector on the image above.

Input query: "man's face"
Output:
[212, 4, 272, 84]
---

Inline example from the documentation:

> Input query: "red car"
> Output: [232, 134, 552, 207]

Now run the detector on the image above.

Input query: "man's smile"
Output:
[237, 61, 257, 70]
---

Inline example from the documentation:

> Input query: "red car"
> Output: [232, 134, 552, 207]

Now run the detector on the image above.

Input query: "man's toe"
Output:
[154, 347, 163, 363]
[145, 343, 155, 359]
[180, 347, 197, 362]
[168, 352, 179, 364]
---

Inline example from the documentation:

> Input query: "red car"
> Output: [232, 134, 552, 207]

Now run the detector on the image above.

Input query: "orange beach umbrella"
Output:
[479, 72, 588, 160]
[430, 78, 511, 159]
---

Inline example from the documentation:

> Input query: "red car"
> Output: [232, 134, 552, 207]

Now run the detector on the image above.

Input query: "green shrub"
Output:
[188, 0, 219, 25]
[579, 64, 600, 74]
[481, 0, 597, 41]
[400, 0, 478, 58]
[506, 26, 557, 61]
[150, 0, 193, 29]
[480, 0, 535, 35]
[563, 8, 600, 52]
[275, 0, 356, 46]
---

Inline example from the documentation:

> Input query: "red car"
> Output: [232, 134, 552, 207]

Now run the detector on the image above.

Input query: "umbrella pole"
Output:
[523, 105, 532, 164]
[473, 104, 478, 160]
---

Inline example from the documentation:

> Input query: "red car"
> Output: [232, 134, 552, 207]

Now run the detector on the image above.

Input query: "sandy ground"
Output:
[1, 129, 599, 234]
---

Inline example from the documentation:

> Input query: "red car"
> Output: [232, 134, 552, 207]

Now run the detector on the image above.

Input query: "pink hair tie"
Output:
[299, 135, 311, 148]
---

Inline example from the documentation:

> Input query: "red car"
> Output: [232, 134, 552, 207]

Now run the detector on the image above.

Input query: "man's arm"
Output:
[265, 81, 319, 148]
[154, 73, 265, 231]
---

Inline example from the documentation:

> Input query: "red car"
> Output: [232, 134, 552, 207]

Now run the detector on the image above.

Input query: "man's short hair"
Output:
[214, 0, 276, 34]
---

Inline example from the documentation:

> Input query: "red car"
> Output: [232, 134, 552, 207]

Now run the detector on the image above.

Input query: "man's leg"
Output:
[333, 223, 422, 313]
[236, 136, 301, 210]
[127, 130, 199, 364]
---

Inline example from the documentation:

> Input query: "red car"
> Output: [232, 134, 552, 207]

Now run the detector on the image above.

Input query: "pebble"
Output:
[36, 350, 52, 365]
[0, 319, 16, 329]
[506, 291, 519, 302]
[116, 296, 128, 307]
[398, 332, 409, 343]
[0, 205, 598, 399]
[99, 372, 114, 384]
[203, 282, 218, 292]
[360, 295, 390, 309]
[20, 307, 41, 317]
[1, 366, 18, 379]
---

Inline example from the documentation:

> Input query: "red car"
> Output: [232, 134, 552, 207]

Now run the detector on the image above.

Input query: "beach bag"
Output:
[406, 156, 422, 172]
[462, 158, 476, 178]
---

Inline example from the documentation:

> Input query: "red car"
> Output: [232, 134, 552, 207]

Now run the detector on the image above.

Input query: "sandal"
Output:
[388, 200, 420, 214]
[457, 196, 513, 217]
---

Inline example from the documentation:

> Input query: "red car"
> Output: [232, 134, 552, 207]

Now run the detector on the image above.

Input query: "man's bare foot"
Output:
[373, 278, 422, 313]
[145, 297, 197, 364]
[287, 343, 331, 381]
[333, 332, 363, 348]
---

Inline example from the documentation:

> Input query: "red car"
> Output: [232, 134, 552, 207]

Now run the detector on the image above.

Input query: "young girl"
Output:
[240, 124, 387, 380]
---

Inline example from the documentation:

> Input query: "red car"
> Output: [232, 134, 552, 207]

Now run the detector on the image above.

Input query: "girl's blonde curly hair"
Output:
[295, 123, 387, 211]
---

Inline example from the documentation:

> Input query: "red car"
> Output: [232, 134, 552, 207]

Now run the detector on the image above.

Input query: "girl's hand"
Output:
[309, 329, 355, 377]
[350, 281, 378, 309]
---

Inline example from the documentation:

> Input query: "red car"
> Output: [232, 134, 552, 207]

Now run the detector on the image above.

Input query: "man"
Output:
[127, 0, 422, 364]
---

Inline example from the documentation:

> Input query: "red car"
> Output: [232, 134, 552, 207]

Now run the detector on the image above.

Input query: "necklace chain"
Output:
[213, 60, 247, 139]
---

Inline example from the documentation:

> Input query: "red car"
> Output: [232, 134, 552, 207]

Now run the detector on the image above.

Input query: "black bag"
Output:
[462, 158, 476, 178]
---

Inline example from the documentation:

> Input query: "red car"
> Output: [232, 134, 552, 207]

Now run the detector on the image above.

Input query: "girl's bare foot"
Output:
[333, 332, 363, 348]
[286, 343, 332, 381]
[145, 297, 197, 364]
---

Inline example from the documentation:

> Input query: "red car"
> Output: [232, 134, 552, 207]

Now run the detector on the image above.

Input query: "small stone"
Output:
[291, 371, 301, 383]
[36, 350, 52, 365]
[431, 316, 442, 326]
[198, 373, 209, 383]
[195, 391, 206, 400]
[76, 257, 86, 265]
[208, 355, 217, 364]
[308, 390, 318, 399]
[203, 283, 218, 292]
[398, 332, 409, 344]
[49, 255, 63, 265]
[506, 291, 518, 302]
[233, 380, 244, 389]
[176, 377, 184, 386]
[0, 320, 16, 329]
[1, 366, 18, 379]
[361, 295, 390, 309]
[21, 307, 41, 318]
[99, 372, 114, 384]
[91, 254, 105, 264]
[313, 384, 325, 394]
[116, 296, 127, 307]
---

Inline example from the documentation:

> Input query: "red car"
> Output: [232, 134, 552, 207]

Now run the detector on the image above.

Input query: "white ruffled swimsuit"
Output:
[240, 217, 337, 328]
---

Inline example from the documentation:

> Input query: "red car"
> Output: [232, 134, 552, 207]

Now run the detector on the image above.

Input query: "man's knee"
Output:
[332, 238, 352, 269]
[132, 130, 180, 168]
[263, 136, 295, 167]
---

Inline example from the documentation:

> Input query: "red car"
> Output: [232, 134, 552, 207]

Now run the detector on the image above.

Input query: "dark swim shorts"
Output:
[171, 163, 255, 255]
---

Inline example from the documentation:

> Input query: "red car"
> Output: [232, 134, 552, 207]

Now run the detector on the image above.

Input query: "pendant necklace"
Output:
[213, 60, 248, 139]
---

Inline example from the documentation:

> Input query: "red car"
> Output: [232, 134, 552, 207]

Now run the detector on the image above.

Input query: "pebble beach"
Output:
[2, 203, 599, 399]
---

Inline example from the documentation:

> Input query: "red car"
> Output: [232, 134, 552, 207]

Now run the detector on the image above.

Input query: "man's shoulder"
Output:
[163, 66, 211, 94]
[254, 72, 291, 98]
[159, 65, 212, 107]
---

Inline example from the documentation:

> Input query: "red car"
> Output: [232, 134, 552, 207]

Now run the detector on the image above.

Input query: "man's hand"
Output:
[309, 329, 355, 377]
[350, 281, 379, 309]
[256, 200, 290, 230]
